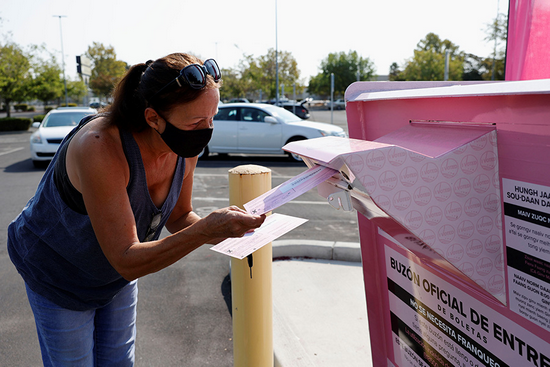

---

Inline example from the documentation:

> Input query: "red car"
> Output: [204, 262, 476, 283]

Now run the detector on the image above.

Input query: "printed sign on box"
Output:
[503, 178, 550, 329]
[284, 123, 505, 303]
[384, 241, 550, 367]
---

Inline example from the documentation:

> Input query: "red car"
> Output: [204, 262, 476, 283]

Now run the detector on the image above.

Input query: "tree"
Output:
[462, 53, 484, 80]
[461, 13, 507, 82]
[395, 33, 464, 81]
[31, 54, 64, 107]
[219, 49, 304, 101]
[249, 48, 302, 100]
[485, 13, 507, 80]
[86, 42, 127, 100]
[0, 41, 33, 117]
[308, 51, 375, 98]
[32, 47, 88, 105]
[67, 78, 88, 105]
[389, 62, 405, 81]
[218, 67, 245, 101]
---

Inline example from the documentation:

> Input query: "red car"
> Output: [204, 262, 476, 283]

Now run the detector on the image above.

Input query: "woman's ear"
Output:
[144, 108, 162, 132]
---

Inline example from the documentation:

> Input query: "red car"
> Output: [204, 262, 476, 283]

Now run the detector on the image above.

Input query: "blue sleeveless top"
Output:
[7, 114, 185, 311]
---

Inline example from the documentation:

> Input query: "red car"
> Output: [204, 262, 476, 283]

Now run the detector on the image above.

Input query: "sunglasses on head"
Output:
[150, 58, 221, 101]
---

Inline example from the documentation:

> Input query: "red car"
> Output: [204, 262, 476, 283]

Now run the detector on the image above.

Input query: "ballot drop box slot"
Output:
[286, 80, 550, 367]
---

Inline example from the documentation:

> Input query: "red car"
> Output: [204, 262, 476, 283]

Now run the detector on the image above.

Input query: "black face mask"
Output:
[159, 120, 213, 158]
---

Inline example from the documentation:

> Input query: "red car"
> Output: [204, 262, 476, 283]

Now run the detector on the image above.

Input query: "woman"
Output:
[7, 53, 265, 366]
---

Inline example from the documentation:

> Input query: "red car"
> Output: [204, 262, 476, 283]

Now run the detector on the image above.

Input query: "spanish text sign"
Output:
[385, 240, 550, 367]
[503, 178, 550, 330]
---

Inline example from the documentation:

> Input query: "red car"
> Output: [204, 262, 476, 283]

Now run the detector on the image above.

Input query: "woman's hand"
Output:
[199, 206, 266, 240]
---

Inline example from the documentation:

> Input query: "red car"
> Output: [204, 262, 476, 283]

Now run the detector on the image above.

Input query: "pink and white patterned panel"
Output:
[342, 130, 505, 303]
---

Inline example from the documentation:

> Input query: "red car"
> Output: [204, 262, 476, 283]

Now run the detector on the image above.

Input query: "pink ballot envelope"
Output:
[210, 213, 308, 259]
[244, 164, 338, 215]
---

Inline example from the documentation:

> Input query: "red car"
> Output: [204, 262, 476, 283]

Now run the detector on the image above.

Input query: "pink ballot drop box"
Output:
[284, 79, 550, 367]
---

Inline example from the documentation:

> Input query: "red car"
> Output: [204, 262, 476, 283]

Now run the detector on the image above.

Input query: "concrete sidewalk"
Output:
[271, 240, 373, 367]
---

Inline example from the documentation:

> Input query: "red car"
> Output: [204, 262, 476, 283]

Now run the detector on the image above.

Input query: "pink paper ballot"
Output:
[244, 165, 338, 215]
[210, 213, 308, 259]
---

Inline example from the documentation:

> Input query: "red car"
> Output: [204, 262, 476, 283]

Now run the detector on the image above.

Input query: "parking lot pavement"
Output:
[273, 258, 372, 367]
[0, 109, 370, 366]
[308, 109, 348, 133]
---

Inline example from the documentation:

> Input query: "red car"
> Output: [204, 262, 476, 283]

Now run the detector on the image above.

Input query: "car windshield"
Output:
[261, 105, 302, 123]
[42, 112, 91, 127]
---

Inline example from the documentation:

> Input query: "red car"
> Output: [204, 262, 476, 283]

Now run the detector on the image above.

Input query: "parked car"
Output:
[326, 99, 346, 110]
[202, 103, 346, 161]
[267, 98, 311, 119]
[89, 101, 108, 109]
[227, 98, 250, 103]
[30, 107, 97, 167]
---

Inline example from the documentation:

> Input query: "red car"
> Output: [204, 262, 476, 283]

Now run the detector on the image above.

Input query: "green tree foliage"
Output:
[462, 53, 505, 81]
[484, 12, 507, 80]
[220, 49, 303, 101]
[308, 51, 375, 98]
[32, 53, 64, 106]
[86, 42, 127, 100]
[395, 33, 464, 81]
[67, 78, 88, 104]
[250, 49, 302, 99]
[389, 62, 405, 81]
[462, 53, 485, 80]
[0, 41, 33, 117]
[391, 17, 508, 83]
[219, 67, 249, 101]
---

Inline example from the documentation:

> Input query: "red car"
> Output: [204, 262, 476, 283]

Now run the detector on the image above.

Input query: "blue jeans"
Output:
[25, 281, 138, 367]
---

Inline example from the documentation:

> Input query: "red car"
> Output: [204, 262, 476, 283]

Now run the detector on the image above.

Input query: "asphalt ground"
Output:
[0, 108, 362, 366]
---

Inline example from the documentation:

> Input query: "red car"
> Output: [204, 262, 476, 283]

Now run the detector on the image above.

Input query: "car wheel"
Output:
[32, 160, 49, 168]
[289, 151, 303, 162]
[198, 146, 209, 160]
[285, 137, 306, 162]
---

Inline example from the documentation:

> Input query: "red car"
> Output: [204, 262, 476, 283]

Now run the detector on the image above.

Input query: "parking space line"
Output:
[0, 147, 24, 156]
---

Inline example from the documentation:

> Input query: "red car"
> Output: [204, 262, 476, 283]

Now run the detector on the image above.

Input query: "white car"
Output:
[204, 103, 346, 161]
[326, 99, 346, 110]
[30, 107, 97, 167]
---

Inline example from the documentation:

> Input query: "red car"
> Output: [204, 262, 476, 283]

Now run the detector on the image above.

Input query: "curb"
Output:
[272, 240, 362, 263]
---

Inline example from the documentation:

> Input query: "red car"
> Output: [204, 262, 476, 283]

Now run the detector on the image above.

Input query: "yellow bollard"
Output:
[228, 165, 273, 367]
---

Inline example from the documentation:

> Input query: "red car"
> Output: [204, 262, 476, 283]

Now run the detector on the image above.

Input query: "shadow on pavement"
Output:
[4, 158, 47, 173]
[221, 273, 232, 317]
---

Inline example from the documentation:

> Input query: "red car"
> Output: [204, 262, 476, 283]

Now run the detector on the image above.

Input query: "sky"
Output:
[1, 0, 506, 83]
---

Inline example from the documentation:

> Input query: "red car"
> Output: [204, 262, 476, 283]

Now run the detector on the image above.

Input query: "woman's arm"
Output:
[164, 156, 239, 245]
[67, 121, 264, 281]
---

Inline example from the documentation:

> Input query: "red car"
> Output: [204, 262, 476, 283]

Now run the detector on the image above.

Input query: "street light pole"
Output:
[330, 73, 334, 124]
[275, 0, 279, 106]
[444, 49, 450, 81]
[53, 15, 69, 107]
[491, 0, 500, 80]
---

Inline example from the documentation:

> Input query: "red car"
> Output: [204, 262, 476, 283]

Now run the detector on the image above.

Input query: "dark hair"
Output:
[105, 53, 220, 132]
